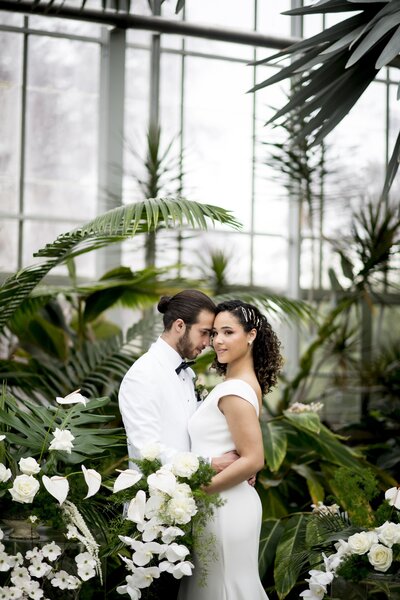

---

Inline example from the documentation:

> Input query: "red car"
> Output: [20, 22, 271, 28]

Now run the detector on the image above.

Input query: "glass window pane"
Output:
[181, 231, 251, 285]
[0, 31, 22, 214]
[25, 37, 99, 218]
[0, 11, 23, 26]
[257, 1, 291, 38]
[23, 220, 96, 277]
[184, 57, 253, 230]
[28, 15, 102, 38]
[0, 219, 18, 272]
[253, 235, 287, 291]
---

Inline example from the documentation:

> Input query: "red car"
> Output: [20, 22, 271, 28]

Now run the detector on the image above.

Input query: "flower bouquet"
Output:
[108, 443, 222, 600]
[299, 468, 400, 600]
[0, 387, 123, 598]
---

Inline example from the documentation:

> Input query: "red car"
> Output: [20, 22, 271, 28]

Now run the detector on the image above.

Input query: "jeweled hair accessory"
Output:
[239, 306, 261, 327]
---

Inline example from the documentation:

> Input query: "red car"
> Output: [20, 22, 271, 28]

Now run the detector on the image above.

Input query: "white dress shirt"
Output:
[118, 337, 198, 465]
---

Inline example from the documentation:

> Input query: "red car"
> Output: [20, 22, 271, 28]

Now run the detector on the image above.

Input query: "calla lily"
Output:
[385, 487, 400, 509]
[127, 490, 146, 526]
[56, 389, 88, 406]
[42, 475, 69, 505]
[82, 465, 101, 499]
[147, 470, 177, 496]
[113, 469, 142, 493]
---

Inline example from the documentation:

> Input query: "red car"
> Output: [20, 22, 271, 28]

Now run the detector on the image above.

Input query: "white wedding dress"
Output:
[178, 379, 269, 600]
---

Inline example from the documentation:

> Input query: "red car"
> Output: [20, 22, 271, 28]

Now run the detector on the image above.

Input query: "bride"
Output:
[178, 299, 282, 600]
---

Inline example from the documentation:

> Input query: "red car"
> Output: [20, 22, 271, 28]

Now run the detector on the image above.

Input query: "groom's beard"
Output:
[176, 328, 197, 359]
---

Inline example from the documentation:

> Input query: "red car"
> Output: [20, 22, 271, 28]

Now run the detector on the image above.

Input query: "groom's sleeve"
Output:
[118, 367, 178, 464]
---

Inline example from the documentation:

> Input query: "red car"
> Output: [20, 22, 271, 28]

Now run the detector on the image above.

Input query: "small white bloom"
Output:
[140, 442, 162, 461]
[347, 531, 378, 555]
[28, 516, 38, 524]
[131, 541, 163, 566]
[41, 542, 62, 562]
[161, 526, 185, 544]
[75, 552, 96, 569]
[385, 487, 400, 510]
[18, 457, 40, 476]
[56, 390, 88, 406]
[300, 589, 325, 600]
[77, 565, 96, 581]
[48, 429, 75, 454]
[28, 558, 52, 578]
[10, 566, 31, 586]
[147, 469, 177, 496]
[144, 494, 165, 520]
[307, 569, 334, 587]
[116, 583, 141, 599]
[127, 490, 147, 526]
[0, 551, 15, 572]
[322, 551, 342, 573]
[368, 543, 393, 572]
[0, 435, 5, 441]
[66, 575, 81, 590]
[66, 525, 78, 539]
[113, 469, 142, 493]
[25, 548, 42, 561]
[0, 464, 12, 483]
[141, 517, 164, 542]
[169, 560, 194, 579]
[311, 501, 340, 516]
[118, 553, 135, 572]
[7, 587, 24, 599]
[171, 453, 199, 478]
[166, 494, 197, 525]
[42, 475, 69, 505]
[81, 465, 101, 499]
[23, 579, 43, 599]
[9, 475, 40, 504]
[160, 542, 189, 563]
[126, 567, 160, 589]
[375, 521, 400, 547]
[51, 570, 72, 590]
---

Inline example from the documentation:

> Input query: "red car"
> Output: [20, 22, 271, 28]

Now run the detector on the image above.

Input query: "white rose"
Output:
[375, 521, 400, 548]
[48, 428, 75, 453]
[140, 442, 162, 461]
[166, 494, 197, 525]
[171, 453, 199, 478]
[9, 474, 40, 504]
[368, 543, 393, 572]
[347, 531, 378, 555]
[0, 463, 12, 483]
[19, 457, 41, 476]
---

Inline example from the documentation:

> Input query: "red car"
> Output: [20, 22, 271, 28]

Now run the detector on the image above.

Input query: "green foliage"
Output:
[332, 467, 379, 527]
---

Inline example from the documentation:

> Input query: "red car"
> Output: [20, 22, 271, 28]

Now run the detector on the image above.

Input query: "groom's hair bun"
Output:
[158, 290, 216, 330]
[157, 296, 172, 314]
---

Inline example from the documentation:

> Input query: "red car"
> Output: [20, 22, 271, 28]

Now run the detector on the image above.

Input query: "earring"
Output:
[248, 340, 252, 346]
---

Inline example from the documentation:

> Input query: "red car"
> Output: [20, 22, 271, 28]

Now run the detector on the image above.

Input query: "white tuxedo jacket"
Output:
[118, 337, 198, 464]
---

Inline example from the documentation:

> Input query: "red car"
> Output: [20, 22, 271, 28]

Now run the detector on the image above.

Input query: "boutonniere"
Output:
[193, 375, 209, 403]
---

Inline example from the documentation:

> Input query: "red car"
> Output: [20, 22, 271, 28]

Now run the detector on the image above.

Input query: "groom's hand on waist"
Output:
[211, 450, 240, 473]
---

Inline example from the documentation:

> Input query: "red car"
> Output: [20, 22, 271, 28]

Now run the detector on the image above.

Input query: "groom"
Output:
[118, 288, 238, 473]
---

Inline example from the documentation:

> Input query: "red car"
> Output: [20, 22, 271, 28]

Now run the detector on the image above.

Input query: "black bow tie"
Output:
[175, 360, 195, 375]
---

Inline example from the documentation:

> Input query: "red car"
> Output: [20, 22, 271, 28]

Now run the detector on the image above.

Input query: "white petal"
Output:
[82, 465, 102, 499]
[0, 435, 5, 441]
[113, 469, 142, 493]
[147, 471, 177, 496]
[385, 487, 400, 510]
[127, 490, 146, 525]
[42, 475, 69, 505]
[56, 389, 88, 406]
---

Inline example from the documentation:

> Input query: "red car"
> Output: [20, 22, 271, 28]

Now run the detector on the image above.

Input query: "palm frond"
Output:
[0, 198, 240, 332]
[252, 0, 400, 195]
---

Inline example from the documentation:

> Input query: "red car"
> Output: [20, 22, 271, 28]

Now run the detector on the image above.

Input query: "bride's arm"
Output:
[205, 394, 264, 494]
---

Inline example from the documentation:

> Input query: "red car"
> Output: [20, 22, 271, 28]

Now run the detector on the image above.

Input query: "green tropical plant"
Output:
[252, 0, 400, 197]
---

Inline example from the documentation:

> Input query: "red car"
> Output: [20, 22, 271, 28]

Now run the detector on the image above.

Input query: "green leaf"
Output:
[262, 421, 288, 472]
[274, 514, 308, 599]
[291, 464, 325, 505]
[283, 411, 321, 434]
[258, 519, 284, 579]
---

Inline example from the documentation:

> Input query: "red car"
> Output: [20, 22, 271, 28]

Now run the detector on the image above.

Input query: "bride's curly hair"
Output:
[212, 300, 283, 394]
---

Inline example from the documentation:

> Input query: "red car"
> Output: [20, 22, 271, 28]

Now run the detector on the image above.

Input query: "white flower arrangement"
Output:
[300, 487, 400, 600]
[0, 526, 97, 597]
[112, 446, 222, 599]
